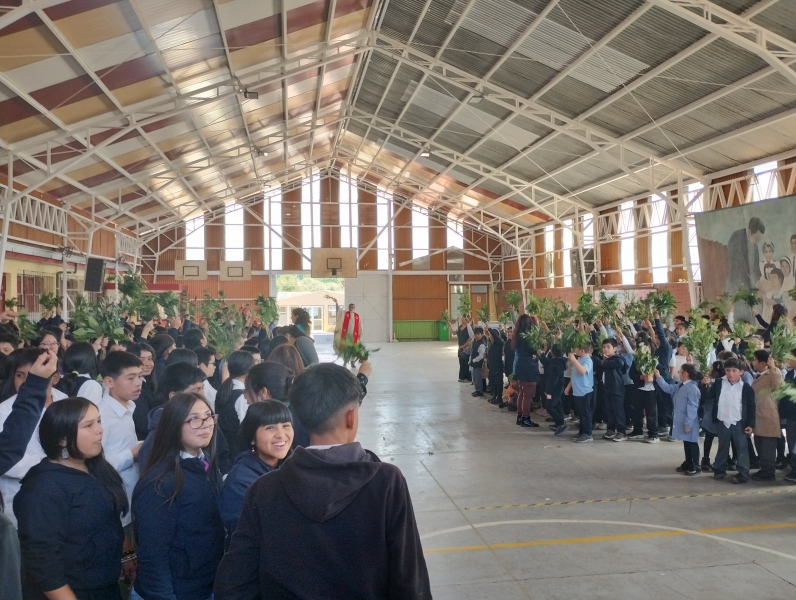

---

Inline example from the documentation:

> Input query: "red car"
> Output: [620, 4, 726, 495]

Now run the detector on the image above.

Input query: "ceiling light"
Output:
[257, 148, 268, 157]
[243, 90, 259, 99]
[468, 94, 483, 105]
[420, 149, 431, 157]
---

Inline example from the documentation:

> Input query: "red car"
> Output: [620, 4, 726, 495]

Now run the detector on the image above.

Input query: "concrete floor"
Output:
[348, 342, 796, 600]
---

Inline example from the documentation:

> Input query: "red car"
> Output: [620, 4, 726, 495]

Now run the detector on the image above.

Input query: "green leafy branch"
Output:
[340, 340, 380, 363]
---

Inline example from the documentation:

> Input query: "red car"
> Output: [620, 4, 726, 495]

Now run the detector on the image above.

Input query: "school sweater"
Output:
[592, 354, 628, 396]
[470, 338, 486, 368]
[15, 460, 125, 600]
[133, 456, 225, 600]
[214, 443, 431, 600]
[487, 339, 504, 372]
[540, 355, 567, 397]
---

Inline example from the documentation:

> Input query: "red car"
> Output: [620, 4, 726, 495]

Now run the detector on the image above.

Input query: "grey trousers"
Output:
[755, 436, 778, 477]
[714, 421, 750, 480]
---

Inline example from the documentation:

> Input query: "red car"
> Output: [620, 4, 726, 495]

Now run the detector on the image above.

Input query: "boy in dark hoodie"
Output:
[215, 362, 432, 600]
[540, 344, 568, 436]
[592, 338, 630, 442]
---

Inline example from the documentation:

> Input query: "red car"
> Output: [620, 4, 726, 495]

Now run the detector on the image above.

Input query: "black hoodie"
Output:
[214, 443, 431, 600]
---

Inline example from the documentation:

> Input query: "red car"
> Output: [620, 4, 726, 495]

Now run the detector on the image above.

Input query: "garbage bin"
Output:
[438, 321, 449, 341]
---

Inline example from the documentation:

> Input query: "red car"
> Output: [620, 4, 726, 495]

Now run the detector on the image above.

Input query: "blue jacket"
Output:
[133, 457, 225, 600]
[218, 451, 282, 547]
[15, 459, 125, 598]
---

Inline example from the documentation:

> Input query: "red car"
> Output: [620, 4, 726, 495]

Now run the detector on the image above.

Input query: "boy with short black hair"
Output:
[710, 357, 756, 484]
[565, 341, 594, 443]
[215, 362, 431, 600]
[470, 327, 487, 398]
[594, 338, 629, 441]
[99, 351, 144, 527]
[195, 346, 218, 409]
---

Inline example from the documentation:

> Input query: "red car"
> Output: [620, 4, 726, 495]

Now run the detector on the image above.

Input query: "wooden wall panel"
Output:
[553, 226, 563, 288]
[244, 201, 265, 271]
[157, 225, 185, 272]
[282, 187, 303, 271]
[142, 274, 270, 301]
[670, 229, 687, 283]
[534, 232, 546, 288]
[429, 213, 447, 270]
[393, 200, 412, 271]
[4, 220, 61, 248]
[320, 177, 340, 248]
[205, 214, 224, 271]
[358, 188, 377, 270]
[91, 228, 116, 258]
[393, 274, 448, 321]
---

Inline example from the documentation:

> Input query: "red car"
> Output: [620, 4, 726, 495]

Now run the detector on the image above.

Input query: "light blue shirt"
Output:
[571, 355, 594, 396]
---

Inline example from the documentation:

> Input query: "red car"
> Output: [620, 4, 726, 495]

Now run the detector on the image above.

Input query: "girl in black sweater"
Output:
[132, 392, 224, 600]
[215, 351, 256, 455]
[15, 398, 128, 600]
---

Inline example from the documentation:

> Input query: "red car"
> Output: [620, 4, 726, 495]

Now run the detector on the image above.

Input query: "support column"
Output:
[282, 187, 303, 271]
[0, 203, 11, 299]
[245, 199, 265, 271]
[320, 176, 340, 248]
[358, 187, 377, 270]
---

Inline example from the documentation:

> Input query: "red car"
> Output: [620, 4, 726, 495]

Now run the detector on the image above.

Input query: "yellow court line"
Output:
[424, 522, 796, 555]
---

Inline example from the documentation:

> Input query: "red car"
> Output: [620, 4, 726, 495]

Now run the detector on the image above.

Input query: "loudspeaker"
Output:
[84, 258, 106, 292]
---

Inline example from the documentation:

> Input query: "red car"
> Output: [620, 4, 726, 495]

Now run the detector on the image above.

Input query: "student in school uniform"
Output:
[655, 363, 703, 475]
[750, 350, 783, 481]
[565, 340, 594, 443]
[98, 350, 144, 555]
[216, 350, 256, 456]
[710, 357, 756, 484]
[486, 329, 504, 404]
[593, 338, 629, 442]
[54, 342, 103, 405]
[540, 345, 568, 436]
[195, 346, 218, 411]
[469, 327, 487, 398]
[127, 343, 158, 441]
[782, 350, 796, 483]
[699, 361, 725, 472]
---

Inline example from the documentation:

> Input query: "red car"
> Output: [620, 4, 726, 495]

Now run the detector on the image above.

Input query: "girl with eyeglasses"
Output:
[131, 392, 224, 600]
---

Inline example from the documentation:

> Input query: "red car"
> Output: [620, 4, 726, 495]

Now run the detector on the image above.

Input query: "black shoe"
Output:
[731, 474, 748, 484]
[516, 414, 522, 425]
[498, 401, 508, 409]
[700, 458, 711, 471]
[676, 462, 690, 473]
[714, 472, 726, 480]
[520, 417, 539, 428]
[472, 391, 484, 397]
[686, 466, 700, 476]
[488, 397, 500, 404]
[750, 471, 775, 481]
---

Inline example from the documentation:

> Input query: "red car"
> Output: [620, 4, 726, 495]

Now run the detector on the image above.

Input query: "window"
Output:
[17, 271, 56, 320]
[377, 190, 392, 270]
[447, 217, 464, 249]
[650, 196, 669, 284]
[620, 201, 635, 285]
[185, 215, 205, 261]
[264, 190, 283, 271]
[544, 224, 555, 287]
[302, 305, 323, 331]
[753, 161, 779, 202]
[562, 219, 573, 288]
[301, 176, 321, 270]
[328, 304, 338, 326]
[225, 204, 244, 262]
[278, 305, 287, 325]
[339, 175, 359, 249]
[412, 208, 429, 260]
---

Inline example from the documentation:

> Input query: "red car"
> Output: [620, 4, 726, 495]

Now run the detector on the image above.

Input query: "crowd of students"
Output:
[457, 305, 796, 481]
[0, 307, 431, 600]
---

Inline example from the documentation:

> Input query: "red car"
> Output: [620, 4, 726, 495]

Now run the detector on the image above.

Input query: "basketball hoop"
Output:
[327, 258, 343, 276]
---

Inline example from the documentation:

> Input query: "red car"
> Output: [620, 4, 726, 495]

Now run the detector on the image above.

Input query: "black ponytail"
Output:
[216, 351, 255, 408]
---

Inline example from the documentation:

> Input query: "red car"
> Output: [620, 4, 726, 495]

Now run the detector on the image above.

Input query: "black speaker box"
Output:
[84, 258, 106, 292]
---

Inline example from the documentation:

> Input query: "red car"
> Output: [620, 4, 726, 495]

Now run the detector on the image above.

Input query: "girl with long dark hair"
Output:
[285, 324, 319, 367]
[510, 314, 541, 428]
[268, 344, 305, 375]
[132, 393, 224, 600]
[244, 361, 308, 449]
[15, 399, 128, 600]
[753, 303, 789, 344]
[55, 342, 102, 404]
[217, 400, 293, 544]
[215, 350, 256, 455]
[290, 307, 312, 334]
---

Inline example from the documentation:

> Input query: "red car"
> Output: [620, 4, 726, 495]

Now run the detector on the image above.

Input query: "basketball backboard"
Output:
[311, 248, 357, 278]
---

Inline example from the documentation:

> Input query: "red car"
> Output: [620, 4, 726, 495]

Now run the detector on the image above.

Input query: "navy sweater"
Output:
[133, 457, 225, 600]
[540, 355, 567, 397]
[592, 354, 628, 396]
[0, 374, 48, 477]
[217, 451, 280, 546]
[15, 459, 125, 599]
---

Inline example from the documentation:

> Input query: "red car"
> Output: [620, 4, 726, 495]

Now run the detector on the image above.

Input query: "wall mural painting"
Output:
[694, 194, 796, 324]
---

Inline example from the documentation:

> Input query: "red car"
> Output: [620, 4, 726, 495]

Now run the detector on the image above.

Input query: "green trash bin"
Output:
[438, 321, 449, 341]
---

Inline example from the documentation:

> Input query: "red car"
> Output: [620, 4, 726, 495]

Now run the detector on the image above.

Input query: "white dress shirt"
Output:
[717, 377, 744, 429]
[76, 374, 103, 405]
[233, 379, 248, 423]
[0, 388, 67, 527]
[203, 379, 217, 411]
[98, 393, 138, 526]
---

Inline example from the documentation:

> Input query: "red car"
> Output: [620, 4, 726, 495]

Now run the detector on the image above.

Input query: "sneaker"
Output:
[685, 466, 700, 476]
[612, 432, 627, 442]
[784, 471, 796, 483]
[750, 471, 775, 482]
[520, 417, 540, 428]
[594, 423, 608, 431]
[676, 462, 690, 472]
[471, 391, 484, 397]
[714, 472, 726, 480]
[731, 475, 748, 484]
[602, 430, 616, 440]
[569, 419, 580, 426]
[554, 424, 569, 437]
[657, 428, 670, 438]
[573, 434, 593, 443]
[498, 401, 508, 409]
[700, 458, 712, 471]
[627, 433, 646, 440]
[645, 437, 660, 444]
